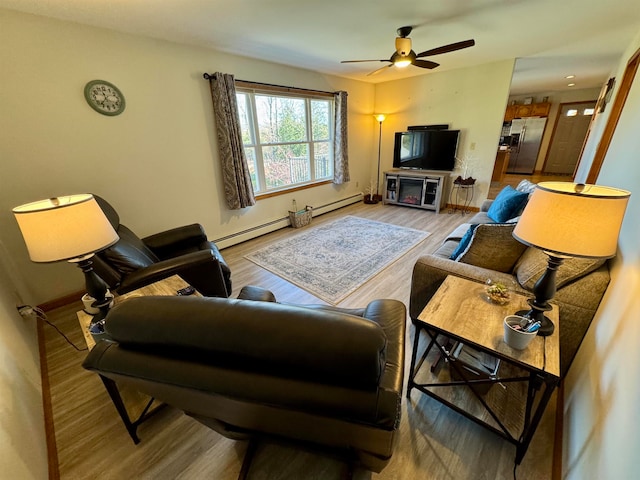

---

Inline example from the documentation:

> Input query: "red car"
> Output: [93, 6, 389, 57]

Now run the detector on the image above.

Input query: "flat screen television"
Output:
[392, 129, 459, 171]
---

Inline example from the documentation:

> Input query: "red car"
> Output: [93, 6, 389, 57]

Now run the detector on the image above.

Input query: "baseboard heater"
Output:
[214, 193, 364, 249]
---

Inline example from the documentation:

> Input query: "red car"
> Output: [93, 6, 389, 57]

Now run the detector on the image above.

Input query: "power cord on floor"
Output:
[18, 305, 88, 352]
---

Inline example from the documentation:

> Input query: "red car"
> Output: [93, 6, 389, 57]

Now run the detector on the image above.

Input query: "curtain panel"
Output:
[208, 72, 256, 209]
[333, 91, 350, 184]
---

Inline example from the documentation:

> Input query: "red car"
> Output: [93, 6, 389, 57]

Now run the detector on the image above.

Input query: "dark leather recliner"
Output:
[91, 195, 231, 297]
[82, 288, 406, 476]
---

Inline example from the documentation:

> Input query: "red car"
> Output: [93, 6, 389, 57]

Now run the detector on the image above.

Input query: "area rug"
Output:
[245, 215, 430, 304]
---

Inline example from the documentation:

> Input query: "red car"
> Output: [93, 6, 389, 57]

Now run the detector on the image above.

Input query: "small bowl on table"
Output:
[486, 282, 510, 305]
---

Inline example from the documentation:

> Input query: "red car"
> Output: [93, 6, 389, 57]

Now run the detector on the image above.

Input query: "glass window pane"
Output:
[256, 95, 307, 144]
[262, 145, 310, 188]
[236, 93, 253, 145]
[311, 100, 330, 141]
[243, 147, 260, 192]
[314, 142, 332, 179]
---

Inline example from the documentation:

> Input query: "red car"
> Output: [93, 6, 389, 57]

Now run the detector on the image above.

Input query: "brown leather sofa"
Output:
[82, 287, 406, 477]
[91, 195, 231, 297]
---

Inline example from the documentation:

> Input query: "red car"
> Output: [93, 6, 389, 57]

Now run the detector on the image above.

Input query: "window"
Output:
[236, 88, 334, 195]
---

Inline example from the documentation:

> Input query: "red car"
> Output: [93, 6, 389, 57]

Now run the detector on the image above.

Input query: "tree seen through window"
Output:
[236, 90, 333, 194]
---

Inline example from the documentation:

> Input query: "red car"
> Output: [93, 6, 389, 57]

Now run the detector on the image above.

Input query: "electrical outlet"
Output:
[356, 181, 359, 187]
[17, 305, 37, 319]
[470, 142, 476, 150]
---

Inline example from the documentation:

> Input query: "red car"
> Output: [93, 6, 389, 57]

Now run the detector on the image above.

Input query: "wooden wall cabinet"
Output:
[504, 102, 551, 121]
[504, 105, 517, 121]
[530, 102, 551, 116]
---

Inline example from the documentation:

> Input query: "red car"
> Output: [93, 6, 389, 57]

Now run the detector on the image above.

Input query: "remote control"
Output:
[176, 286, 196, 296]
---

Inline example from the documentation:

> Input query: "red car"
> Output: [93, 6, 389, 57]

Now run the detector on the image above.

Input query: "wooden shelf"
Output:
[413, 346, 529, 438]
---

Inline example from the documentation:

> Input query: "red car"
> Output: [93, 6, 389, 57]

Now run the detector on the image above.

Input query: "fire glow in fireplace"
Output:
[397, 178, 424, 205]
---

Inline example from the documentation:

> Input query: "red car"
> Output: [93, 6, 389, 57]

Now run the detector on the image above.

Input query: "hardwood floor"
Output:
[42, 201, 556, 479]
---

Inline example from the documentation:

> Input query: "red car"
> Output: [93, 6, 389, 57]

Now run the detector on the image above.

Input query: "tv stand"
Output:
[383, 170, 447, 213]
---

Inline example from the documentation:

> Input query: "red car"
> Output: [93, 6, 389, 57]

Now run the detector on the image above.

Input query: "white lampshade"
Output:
[13, 194, 119, 263]
[513, 182, 630, 258]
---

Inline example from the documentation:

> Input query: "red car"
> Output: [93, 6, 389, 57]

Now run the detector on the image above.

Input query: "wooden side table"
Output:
[77, 275, 200, 443]
[77, 275, 197, 349]
[407, 275, 560, 464]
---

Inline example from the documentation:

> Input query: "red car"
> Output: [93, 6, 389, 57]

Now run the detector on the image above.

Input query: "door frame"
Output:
[582, 48, 640, 183]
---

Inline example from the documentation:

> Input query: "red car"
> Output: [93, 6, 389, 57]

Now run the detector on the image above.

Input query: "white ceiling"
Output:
[3, 0, 640, 94]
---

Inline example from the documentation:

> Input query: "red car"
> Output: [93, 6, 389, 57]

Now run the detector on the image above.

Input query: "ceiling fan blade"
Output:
[341, 59, 388, 64]
[367, 64, 393, 76]
[416, 39, 475, 58]
[414, 59, 440, 69]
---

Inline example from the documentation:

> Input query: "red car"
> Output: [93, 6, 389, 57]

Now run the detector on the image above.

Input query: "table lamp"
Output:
[13, 194, 119, 321]
[512, 182, 630, 336]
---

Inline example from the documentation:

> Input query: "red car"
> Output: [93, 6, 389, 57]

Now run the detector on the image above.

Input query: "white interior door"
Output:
[544, 102, 596, 174]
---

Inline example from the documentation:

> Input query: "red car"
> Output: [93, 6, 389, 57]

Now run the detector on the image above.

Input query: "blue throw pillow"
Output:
[487, 186, 529, 223]
[450, 224, 479, 260]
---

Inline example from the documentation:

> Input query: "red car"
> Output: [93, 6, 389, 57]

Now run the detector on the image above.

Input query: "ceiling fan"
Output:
[341, 26, 475, 76]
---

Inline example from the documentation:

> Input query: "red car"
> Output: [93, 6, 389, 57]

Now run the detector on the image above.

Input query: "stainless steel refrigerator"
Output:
[507, 117, 547, 174]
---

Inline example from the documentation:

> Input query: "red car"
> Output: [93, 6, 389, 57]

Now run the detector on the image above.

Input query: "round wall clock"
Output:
[84, 80, 126, 116]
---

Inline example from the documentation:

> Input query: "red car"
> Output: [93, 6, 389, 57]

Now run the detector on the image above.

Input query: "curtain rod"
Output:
[202, 73, 340, 96]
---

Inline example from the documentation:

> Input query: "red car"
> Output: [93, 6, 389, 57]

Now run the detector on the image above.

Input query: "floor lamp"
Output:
[512, 182, 630, 336]
[373, 114, 386, 202]
[13, 194, 119, 323]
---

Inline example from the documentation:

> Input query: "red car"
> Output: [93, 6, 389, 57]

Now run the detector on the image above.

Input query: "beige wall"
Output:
[563, 33, 640, 479]
[0, 255, 48, 477]
[374, 59, 515, 206]
[0, 9, 375, 303]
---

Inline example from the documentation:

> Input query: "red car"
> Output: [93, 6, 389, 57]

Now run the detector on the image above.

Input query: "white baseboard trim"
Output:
[213, 193, 364, 249]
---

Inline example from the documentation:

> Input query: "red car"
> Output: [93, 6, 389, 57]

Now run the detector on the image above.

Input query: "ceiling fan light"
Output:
[394, 57, 412, 68]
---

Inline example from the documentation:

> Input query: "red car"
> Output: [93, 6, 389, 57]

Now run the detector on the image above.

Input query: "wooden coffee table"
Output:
[77, 275, 200, 443]
[407, 275, 560, 464]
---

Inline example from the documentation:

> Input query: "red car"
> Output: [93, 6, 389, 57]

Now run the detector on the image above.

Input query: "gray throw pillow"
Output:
[456, 223, 528, 273]
[515, 179, 538, 194]
[514, 248, 607, 290]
